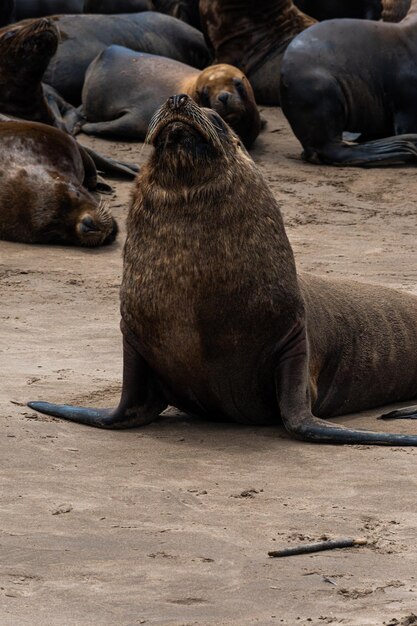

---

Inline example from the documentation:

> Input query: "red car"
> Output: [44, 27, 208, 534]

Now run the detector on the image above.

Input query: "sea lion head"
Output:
[146, 93, 252, 190]
[192, 64, 261, 148]
[43, 185, 118, 247]
[0, 18, 59, 76]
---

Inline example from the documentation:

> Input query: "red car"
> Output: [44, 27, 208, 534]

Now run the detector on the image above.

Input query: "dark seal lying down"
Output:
[29, 96, 417, 444]
[280, 3, 417, 166]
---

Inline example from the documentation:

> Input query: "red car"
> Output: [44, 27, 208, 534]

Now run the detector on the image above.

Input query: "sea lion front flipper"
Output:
[28, 335, 167, 429]
[275, 326, 417, 445]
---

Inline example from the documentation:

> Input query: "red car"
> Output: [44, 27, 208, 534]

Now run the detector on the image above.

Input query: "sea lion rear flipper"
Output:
[379, 406, 417, 420]
[84, 146, 139, 179]
[306, 135, 417, 166]
[81, 113, 144, 139]
[28, 335, 167, 429]
[275, 327, 417, 445]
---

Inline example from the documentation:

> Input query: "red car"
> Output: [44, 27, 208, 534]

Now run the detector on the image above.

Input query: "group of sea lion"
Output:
[1, 1, 416, 445]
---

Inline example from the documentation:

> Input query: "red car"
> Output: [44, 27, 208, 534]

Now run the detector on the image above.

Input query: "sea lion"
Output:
[0, 18, 58, 126]
[0, 118, 117, 246]
[0, 19, 138, 178]
[294, 0, 381, 20]
[280, 1, 417, 165]
[43, 12, 211, 104]
[199, 0, 315, 105]
[28, 95, 417, 445]
[80, 47, 261, 147]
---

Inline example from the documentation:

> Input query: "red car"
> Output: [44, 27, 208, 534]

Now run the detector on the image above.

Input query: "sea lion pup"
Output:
[29, 96, 417, 444]
[294, 0, 381, 20]
[0, 119, 117, 246]
[43, 12, 211, 104]
[80, 47, 261, 147]
[199, 0, 315, 105]
[280, 0, 417, 166]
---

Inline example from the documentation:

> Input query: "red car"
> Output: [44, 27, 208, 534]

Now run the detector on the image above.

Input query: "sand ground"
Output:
[1, 108, 417, 626]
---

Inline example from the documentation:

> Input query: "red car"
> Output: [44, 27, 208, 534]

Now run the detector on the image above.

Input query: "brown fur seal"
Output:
[280, 1, 417, 165]
[81, 47, 261, 147]
[43, 12, 211, 104]
[0, 18, 59, 126]
[0, 119, 117, 246]
[29, 95, 417, 444]
[200, 0, 314, 105]
[0, 19, 139, 178]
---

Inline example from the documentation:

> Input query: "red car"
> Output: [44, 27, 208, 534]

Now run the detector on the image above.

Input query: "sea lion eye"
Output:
[198, 87, 211, 107]
[233, 78, 246, 97]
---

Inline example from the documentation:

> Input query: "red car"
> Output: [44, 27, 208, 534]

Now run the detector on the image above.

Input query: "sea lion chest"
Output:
[120, 187, 300, 424]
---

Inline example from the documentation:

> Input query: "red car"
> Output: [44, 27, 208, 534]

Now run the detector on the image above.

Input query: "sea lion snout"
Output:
[168, 93, 190, 110]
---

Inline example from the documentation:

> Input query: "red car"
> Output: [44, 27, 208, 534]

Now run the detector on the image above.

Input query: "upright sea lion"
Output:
[29, 95, 417, 444]
[0, 119, 117, 246]
[0, 19, 138, 178]
[280, 0, 417, 165]
[294, 0, 381, 20]
[80, 47, 261, 147]
[43, 12, 211, 104]
[199, 0, 315, 105]
[0, 18, 58, 126]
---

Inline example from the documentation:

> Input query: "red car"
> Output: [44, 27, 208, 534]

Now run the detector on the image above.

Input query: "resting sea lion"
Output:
[199, 0, 314, 105]
[0, 119, 117, 246]
[43, 12, 211, 104]
[294, 0, 381, 20]
[81, 47, 261, 147]
[280, 1, 417, 165]
[29, 95, 417, 444]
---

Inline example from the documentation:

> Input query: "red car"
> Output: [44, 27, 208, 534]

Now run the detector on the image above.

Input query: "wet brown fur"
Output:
[122, 97, 417, 425]
[27, 97, 417, 444]
[0, 120, 117, 246]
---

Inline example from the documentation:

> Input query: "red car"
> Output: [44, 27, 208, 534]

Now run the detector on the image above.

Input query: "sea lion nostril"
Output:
[218, 91, 230, 105]
[169, 93, 190, 109]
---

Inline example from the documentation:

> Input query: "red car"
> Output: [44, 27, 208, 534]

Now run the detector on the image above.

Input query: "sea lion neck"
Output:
[201, 0, 314, 75]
